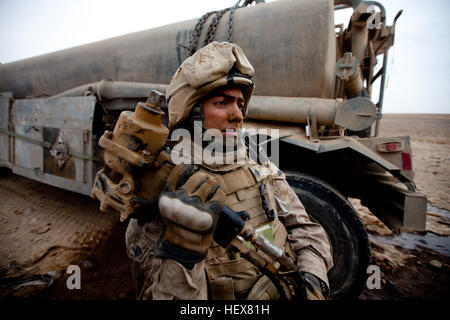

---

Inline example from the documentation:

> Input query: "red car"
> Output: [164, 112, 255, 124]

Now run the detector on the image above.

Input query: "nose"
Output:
[228, 101, 243, 123]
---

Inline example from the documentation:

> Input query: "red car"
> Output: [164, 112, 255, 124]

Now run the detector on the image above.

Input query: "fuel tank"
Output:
[0, 0, 336, 99]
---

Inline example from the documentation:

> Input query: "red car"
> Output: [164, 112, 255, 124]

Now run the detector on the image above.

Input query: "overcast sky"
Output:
[0, 0, 449, 114]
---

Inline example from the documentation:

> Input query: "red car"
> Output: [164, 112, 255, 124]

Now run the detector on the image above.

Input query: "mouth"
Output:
[222, 128, 240, 137]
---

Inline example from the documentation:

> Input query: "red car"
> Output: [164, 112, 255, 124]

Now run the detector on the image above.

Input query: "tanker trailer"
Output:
[0, 0, 427, 299]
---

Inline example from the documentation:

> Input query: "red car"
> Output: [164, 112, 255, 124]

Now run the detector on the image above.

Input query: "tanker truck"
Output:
[0, 0, 427, 299]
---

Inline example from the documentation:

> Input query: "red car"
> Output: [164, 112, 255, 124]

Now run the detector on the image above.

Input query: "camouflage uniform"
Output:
[125, 42, 333, 300]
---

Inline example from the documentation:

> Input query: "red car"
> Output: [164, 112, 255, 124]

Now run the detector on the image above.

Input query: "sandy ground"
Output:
[0, 114, 448, 300]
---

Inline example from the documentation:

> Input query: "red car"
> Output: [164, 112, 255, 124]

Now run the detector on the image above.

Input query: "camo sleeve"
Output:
[125, 217, 208, 300]
[268, 163, 334, 288]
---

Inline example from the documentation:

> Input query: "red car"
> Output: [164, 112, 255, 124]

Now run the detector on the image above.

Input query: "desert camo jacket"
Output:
[125, 159, 334, 300]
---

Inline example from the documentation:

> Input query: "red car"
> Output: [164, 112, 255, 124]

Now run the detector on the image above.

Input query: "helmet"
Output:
[166, 42, 255, 130]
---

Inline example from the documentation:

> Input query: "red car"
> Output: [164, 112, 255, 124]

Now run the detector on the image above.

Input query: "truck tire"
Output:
[284, 172, 371, 300]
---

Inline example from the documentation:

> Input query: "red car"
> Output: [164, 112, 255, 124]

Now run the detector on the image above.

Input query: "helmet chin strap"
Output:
[188, 101, 246, 155]
[191, 103, 208, 147]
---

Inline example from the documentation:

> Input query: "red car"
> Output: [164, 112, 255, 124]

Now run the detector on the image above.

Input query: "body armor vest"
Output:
[200, 161, 289, 300]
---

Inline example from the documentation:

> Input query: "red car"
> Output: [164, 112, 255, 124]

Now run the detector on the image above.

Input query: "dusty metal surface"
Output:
[6, 97, 98, 195]
[0, 0, 336, 100]
[358, 135, 414, 181]
[336, 52, 364, 96]
[0, 96, 11, 167]
[247, 96, 338, 125]
[92, 91, 171, 222]
[333, 97, 378, 131]
[360, 180, 427, 233]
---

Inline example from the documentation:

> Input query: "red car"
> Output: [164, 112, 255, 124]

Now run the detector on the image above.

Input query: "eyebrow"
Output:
[215, 93, 244, 103]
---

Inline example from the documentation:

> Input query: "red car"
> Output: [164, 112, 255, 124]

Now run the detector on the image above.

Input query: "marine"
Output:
[125, 41, 333, 300]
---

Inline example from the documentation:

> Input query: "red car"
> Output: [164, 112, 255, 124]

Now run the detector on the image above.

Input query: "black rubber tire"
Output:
[284, 171, 371, 300]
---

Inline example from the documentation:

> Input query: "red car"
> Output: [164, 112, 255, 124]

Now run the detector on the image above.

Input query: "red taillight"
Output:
[377, 141, 403, 153]
[402, 152, 412, 171]
[386, 142, 398, 152]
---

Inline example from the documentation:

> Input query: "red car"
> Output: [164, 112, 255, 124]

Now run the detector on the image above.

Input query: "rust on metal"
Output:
[91, 90, 170, 222]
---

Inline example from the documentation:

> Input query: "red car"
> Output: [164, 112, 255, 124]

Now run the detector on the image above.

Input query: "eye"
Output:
[215, 99, 227, 106]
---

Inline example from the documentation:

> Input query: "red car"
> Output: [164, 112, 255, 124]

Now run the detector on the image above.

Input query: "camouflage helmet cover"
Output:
[166, 41, 255, 130]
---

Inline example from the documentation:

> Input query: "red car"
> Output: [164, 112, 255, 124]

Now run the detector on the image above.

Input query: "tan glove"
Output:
[155, 164, 225, 269]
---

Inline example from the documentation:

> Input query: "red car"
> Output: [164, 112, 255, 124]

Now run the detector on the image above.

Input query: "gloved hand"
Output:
[301, 272, 329, 300]
[155, 164, 225, 269]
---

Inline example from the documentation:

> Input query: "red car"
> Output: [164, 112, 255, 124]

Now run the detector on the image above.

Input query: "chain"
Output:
[227, 2, 240, 42]
[187, 11, 217, 56]
[186, 0, 256, 56]
[204, 8, 230, 46]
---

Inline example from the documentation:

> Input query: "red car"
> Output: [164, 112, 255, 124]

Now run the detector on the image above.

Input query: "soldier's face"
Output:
[201, 86, 244, 138]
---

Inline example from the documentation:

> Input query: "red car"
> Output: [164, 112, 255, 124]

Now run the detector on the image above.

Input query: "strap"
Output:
[272, 219, 288, 248]
[0, 127, 51, 149]
[248, 164, 273, 182]
[208, 277, 236, 300]
[207, 272, 259, 300]
[206, 243, 228, 260]
[228, 195, 263, 213]
[220, 165, 256, 194]
[0, 127, 102, 162]
[233, 277, 259, 294]
[246, 275, 281, 300]
[206, 258, 257, 280]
